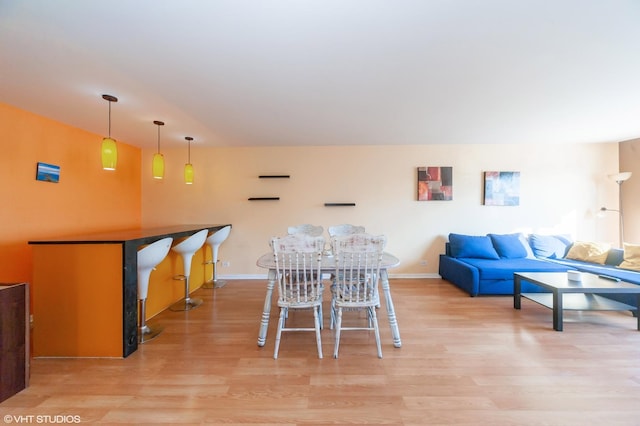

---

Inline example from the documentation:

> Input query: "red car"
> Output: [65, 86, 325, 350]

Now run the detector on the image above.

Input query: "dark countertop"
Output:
[28, 224, 231, 245]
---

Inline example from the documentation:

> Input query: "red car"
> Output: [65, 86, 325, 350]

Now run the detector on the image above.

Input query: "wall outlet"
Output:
[419, 260, 428, 266]
[222, 261, 231, 267]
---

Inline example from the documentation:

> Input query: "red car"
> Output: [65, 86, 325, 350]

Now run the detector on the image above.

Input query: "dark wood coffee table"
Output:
[514, 272, 640, 331]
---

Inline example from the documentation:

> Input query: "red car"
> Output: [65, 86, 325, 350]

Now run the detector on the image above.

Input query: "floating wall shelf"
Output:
[324, 203, 356, 207]
[248, 197, 280, 201]
[259, 175, 290, 179]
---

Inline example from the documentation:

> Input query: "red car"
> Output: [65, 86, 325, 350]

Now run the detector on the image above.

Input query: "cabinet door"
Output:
[0, 282, 29, 403]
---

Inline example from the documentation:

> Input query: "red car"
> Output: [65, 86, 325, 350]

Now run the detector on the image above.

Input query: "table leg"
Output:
[380, 269, 401, 348]
[257, 269, 276, 346]
[514, 275, 521, 309]
[553, 290, 563, 331]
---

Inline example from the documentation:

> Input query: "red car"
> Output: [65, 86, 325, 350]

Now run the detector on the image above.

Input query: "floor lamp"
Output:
[600, 172, 632, 248]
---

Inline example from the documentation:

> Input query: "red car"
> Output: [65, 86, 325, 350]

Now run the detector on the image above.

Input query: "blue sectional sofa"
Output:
[438, 233, 640, 305]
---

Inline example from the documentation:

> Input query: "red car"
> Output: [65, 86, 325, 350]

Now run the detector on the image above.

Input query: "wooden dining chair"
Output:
[287, 224, 324, 237]
[270, 234, 325, 359]
[286, 224, 327, 326]
[331, 233, 386, 358]
[327, 224, 366, 328]
[328, 224, 365, 237]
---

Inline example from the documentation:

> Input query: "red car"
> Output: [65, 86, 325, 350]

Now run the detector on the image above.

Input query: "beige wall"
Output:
[0, 99, 631, 284]
[141, 143, 621, 278]
[620, 138, 640, 243]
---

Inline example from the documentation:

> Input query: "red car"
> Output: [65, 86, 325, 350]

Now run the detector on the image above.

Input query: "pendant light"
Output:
[152, 120, 165, 179]
[101, 94, 118, 170]
[184, 136, 194, 184]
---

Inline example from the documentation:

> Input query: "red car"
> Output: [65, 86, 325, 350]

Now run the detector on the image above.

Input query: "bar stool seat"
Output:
[137, 237, 173, 343]
[202, 225, 231, 289]
[170, 229, 208, 311]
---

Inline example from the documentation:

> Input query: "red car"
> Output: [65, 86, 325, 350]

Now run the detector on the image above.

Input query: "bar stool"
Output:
[137, 237, 173, 343]
[170, 229, 208, 311]
[202, 225, 231, 289]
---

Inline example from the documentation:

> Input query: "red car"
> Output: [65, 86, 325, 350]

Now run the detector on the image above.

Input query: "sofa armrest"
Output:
[439, 255, 480, 296]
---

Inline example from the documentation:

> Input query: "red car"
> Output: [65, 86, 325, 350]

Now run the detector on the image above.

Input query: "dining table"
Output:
[256, 251, 402, 348]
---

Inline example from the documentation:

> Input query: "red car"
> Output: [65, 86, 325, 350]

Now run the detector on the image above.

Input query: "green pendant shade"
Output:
[101, 94, 118, 171]
[152, 120, 165, 179]
[184, 136, 194, 184]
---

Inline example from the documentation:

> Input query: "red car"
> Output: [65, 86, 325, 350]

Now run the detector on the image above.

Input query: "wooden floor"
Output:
[3, 278, 640, 425]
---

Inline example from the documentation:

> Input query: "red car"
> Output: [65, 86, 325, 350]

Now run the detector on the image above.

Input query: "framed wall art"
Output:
[35, 162, 60, 183]
[417, 166, 453, 201]
[483, 171, 520, 206]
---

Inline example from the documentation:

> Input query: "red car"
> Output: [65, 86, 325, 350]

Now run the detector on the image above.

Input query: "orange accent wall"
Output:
[0, 102, 141, 283]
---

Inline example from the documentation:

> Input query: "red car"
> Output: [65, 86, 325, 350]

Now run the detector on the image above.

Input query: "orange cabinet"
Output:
[29, 225, 229, 358]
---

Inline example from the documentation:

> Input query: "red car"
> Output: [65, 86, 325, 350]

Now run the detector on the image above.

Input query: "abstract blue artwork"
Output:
[483, 171, 520, 206]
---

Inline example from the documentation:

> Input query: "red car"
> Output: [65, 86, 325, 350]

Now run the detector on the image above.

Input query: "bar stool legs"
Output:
[137, 237, 173, 344]
[169, 229, 208, 312]
[202, 226, 231, 289]
[170, 274, 203, 311]
[138, 297, 162, 343]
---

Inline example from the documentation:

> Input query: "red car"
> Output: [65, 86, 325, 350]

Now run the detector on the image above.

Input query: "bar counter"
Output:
[29, 224, 230, 358]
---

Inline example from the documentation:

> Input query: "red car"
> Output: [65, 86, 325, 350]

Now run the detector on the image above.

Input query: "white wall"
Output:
[141, 143, 620, 278]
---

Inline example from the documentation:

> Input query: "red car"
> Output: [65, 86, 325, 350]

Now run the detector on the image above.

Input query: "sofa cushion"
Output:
[459, 257, 571, 280]
[545, 257, 640, 285]
[528, 234, 572, 259]
[619, 242, 640, 271]
[565, 241, 610, 265]
[488, 233, 530, 259]
[605, 248, 624, 266]
[449, 233, 499, 259]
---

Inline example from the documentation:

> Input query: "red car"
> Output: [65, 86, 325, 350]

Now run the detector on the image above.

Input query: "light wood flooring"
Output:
[3, 278, 640, 425]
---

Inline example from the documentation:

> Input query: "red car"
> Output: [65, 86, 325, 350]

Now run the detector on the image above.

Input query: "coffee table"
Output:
[514, 272, 640, 331]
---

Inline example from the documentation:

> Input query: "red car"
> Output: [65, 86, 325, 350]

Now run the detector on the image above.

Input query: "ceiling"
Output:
[2, 0, 640, 149]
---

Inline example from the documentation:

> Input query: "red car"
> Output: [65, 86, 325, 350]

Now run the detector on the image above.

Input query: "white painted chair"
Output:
[137, 237, 173, 343]
[287, 224, 324, 237]
[170, 229, 208, 311]
[331, 233, 386, 358]
[328, 224, 365, 237]
[286, 224, 325, 326]
[327, 224, 366, 327]
[202, 226, 231, 289]
[271, 234, 325, 359]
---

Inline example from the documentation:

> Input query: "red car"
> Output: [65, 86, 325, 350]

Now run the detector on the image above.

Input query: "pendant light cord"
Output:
[101, 94, 118, 140]
[185, 136, 193, 163]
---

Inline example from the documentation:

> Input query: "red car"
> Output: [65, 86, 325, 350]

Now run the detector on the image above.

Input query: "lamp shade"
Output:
[101, 137, 117, 170]
[152, 153, 165, 179]
[101, 94, 118, 171]
[184, 163, 194, 184]
[609, 172, 632, 183]
[152, 120, 165, 180]
[184, 136, 194, 184]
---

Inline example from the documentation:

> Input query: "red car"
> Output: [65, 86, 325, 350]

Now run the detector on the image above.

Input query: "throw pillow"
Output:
[618, 243, 640, 271]
[565, 241, 611, 264]
[528, 234, 572, 258]
[449, 233, 500, 259]
[488, 233, 529, 259]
